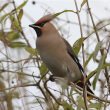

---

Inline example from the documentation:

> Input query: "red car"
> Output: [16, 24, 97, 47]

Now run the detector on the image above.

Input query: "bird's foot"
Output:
[49, 75, 55, 82]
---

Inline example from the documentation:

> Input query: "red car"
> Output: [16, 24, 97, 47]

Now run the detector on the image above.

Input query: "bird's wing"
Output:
[62, 38, 91, 85]
[62, 38, 84, 73]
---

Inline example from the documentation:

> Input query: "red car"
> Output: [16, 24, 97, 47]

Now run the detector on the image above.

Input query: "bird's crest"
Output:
[35, 14, 55, 26]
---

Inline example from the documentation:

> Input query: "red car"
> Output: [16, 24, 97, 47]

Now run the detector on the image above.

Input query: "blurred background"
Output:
[0, 0, 110, 110]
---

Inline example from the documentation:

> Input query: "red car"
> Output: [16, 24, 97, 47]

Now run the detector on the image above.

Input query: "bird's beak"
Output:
[29, 24, 41, 29]
[29, 24, 42, 36]
[29, 24, 35, 28]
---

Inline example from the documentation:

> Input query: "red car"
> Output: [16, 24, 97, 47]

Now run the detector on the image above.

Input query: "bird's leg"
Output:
[49, 75, 55, 82]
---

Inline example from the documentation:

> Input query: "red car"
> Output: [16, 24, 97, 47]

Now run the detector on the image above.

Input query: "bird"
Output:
[29, 14, 93, 98]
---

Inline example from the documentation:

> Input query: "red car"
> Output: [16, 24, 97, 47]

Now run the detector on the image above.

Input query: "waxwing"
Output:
[29, 14, 93, 97]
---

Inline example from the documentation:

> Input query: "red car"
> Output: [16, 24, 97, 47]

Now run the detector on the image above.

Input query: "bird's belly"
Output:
[39, 49, 82, 82]
[40, 52, 67, 77]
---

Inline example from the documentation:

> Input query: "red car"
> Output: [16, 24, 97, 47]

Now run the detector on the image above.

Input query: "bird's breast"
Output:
[37, 44, 68, 77]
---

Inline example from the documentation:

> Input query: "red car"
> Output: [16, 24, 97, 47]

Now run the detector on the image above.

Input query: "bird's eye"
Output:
[39, 22, 45, 27]
[38, 20, 49, 27]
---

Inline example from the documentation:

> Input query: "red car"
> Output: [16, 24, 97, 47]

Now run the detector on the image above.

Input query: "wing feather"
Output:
[62, 38, 91, 86]
[62, 38, 84, 73]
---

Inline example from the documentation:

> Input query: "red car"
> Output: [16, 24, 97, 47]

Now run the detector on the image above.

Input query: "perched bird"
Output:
[29, 14, 93, 97]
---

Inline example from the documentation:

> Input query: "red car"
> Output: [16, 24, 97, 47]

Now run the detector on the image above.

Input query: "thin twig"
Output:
[0, 69, 40, 78]
[85, 22, 110, 39]
[70, 82, 110, 104]
[74, 0, 88, 109]
[86, 0, 110, 94]
[0, 83, 37, 92]
[12, 0, 30, 46]
[44, 79, 62, 106]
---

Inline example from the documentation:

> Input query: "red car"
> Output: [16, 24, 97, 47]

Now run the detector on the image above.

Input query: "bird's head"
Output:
[29, 14, 55, 37]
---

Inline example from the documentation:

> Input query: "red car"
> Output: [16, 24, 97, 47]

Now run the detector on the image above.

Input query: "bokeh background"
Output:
[0, 0, 110, 110]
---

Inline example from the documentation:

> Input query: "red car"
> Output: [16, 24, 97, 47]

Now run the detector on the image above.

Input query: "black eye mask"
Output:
[37, 20, 49, 27]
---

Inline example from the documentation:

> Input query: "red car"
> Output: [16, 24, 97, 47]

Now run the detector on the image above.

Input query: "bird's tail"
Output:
[76, 81, 94, 99]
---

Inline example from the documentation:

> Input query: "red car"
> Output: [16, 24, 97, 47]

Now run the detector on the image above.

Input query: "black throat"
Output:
[34, 27, 42, 37]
